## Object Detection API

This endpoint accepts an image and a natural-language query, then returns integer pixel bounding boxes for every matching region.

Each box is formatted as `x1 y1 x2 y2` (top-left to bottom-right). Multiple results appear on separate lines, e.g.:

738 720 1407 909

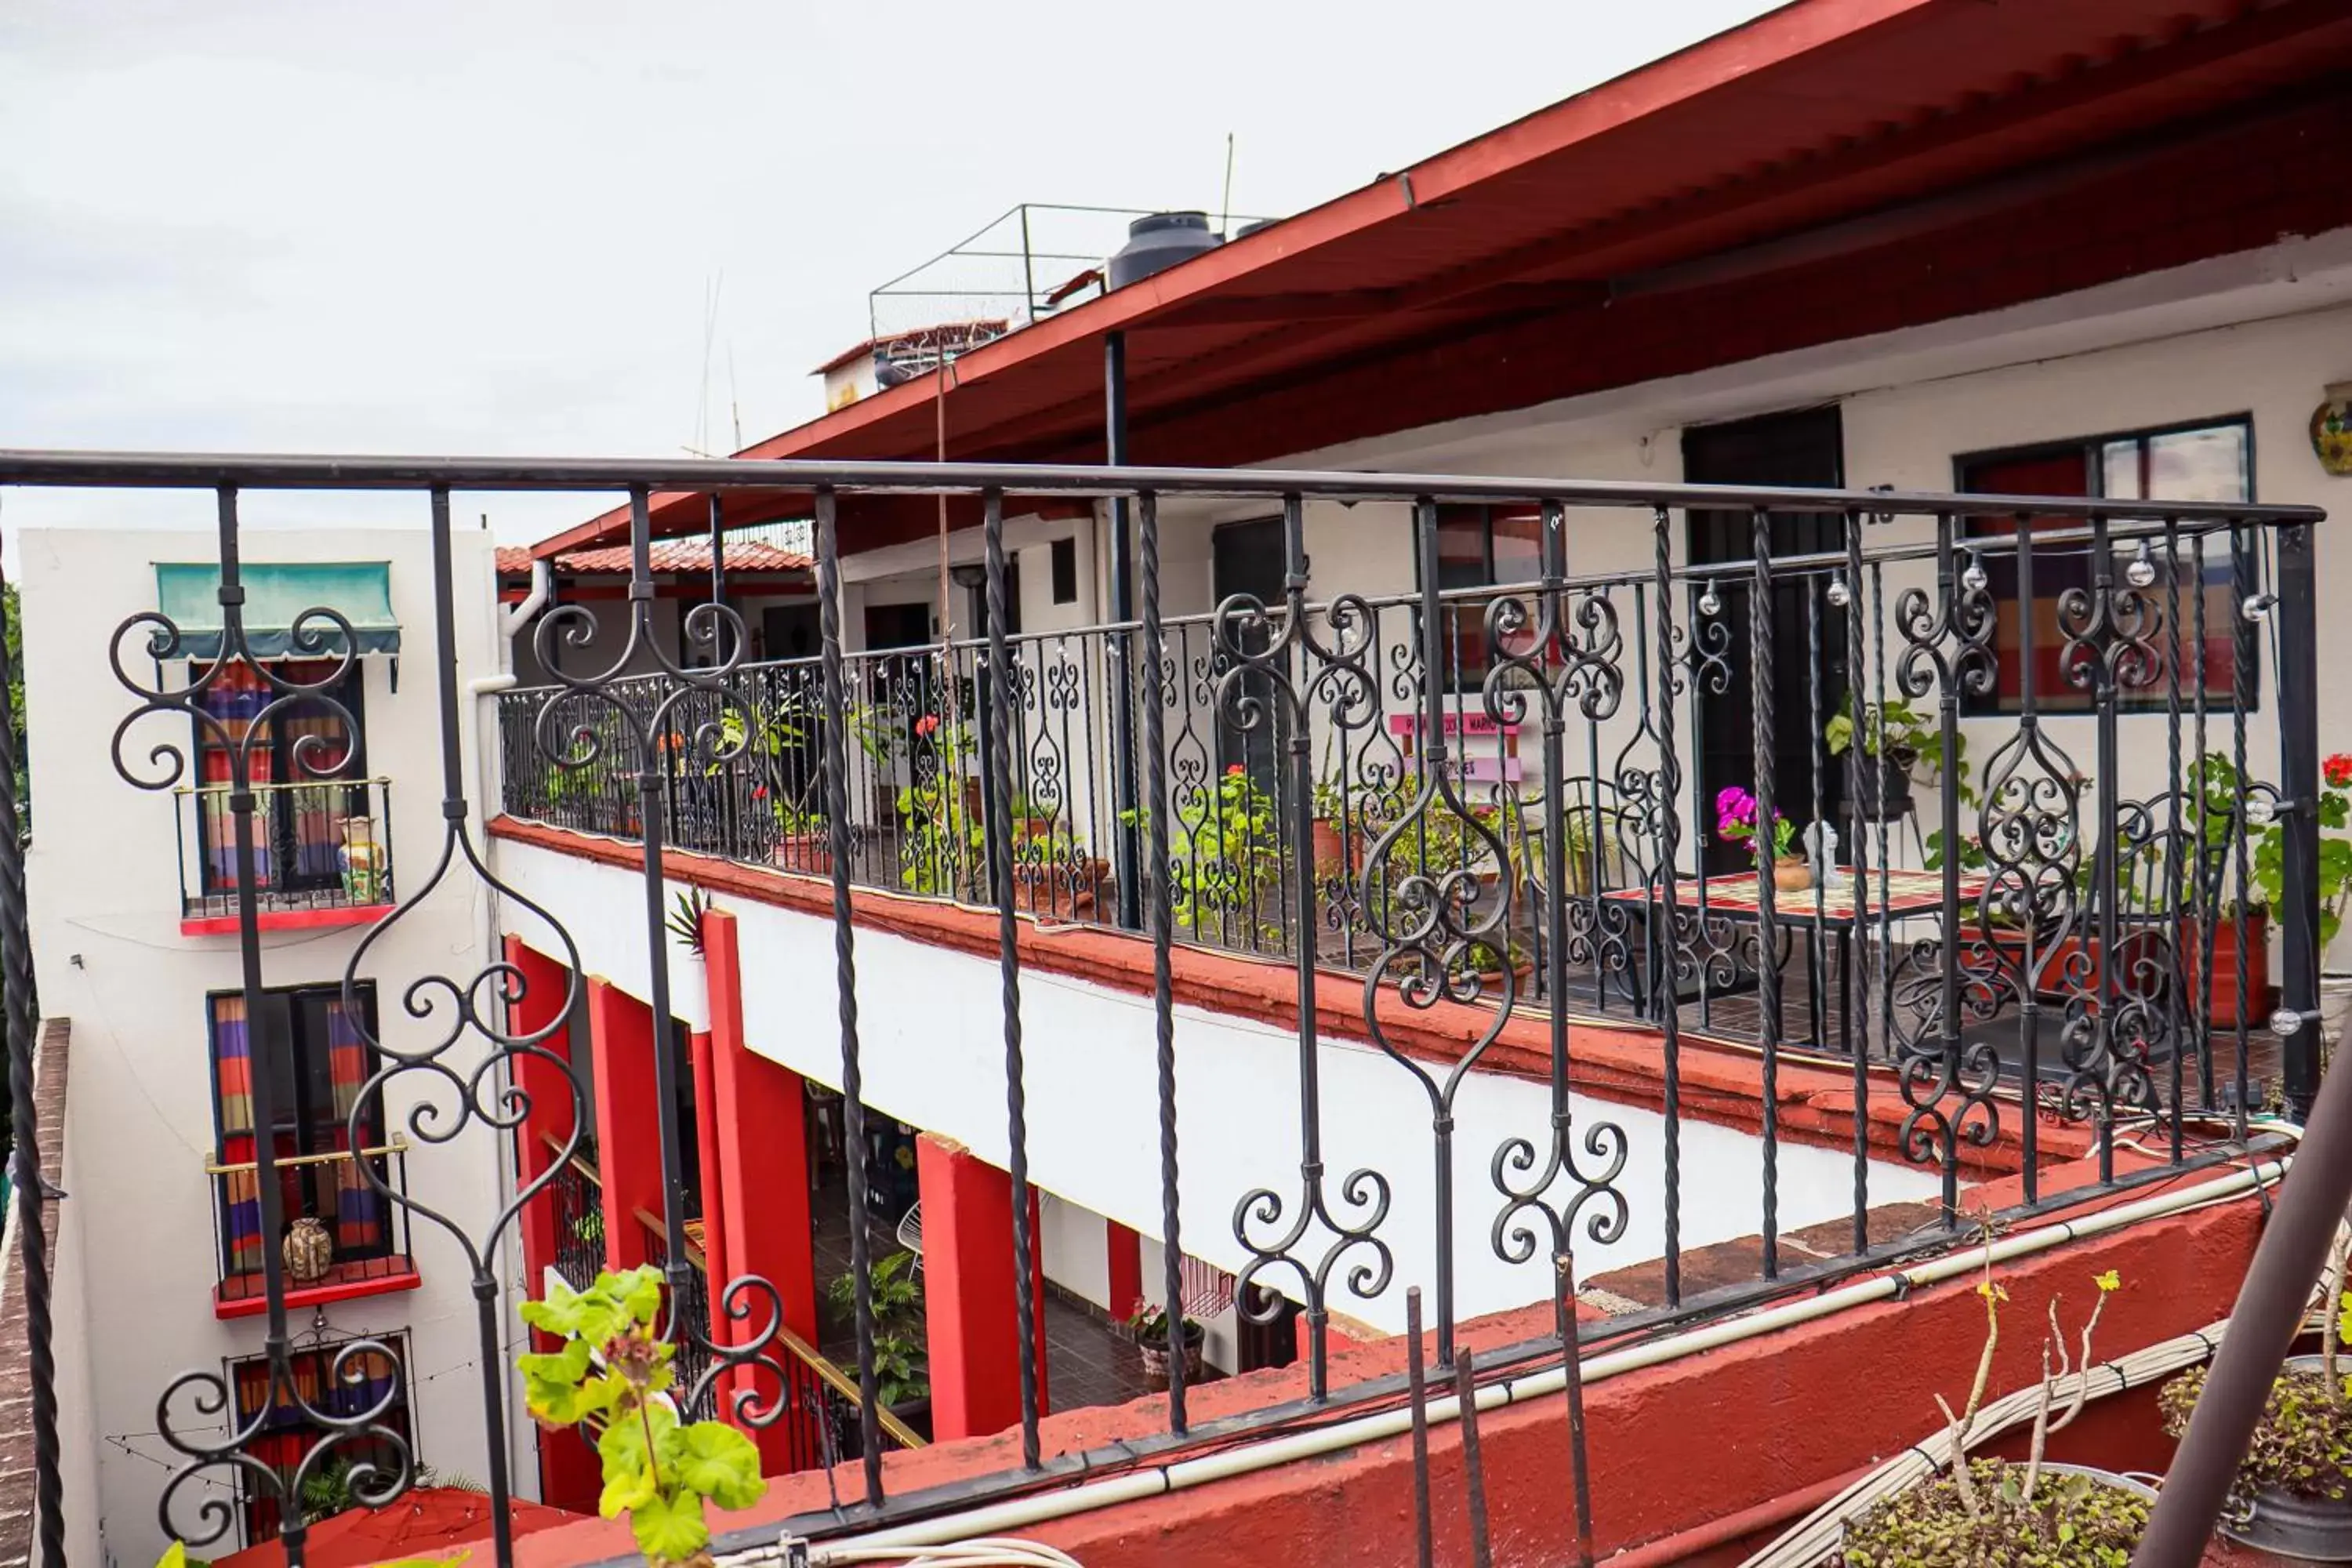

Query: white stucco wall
20 524 512 1567
494 837 1936 1337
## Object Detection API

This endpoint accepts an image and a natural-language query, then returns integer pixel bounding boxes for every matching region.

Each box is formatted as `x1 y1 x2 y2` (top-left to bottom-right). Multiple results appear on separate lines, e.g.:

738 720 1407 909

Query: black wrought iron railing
205 1138 414 1310
0 448 2328 1568
176 776 395 924
545 1138 603 1294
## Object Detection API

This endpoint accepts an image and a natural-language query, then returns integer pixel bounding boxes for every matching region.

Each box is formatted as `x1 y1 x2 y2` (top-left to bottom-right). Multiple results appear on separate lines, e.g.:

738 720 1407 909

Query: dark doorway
862 601 931 651
1210 517 1288 797
761 603 819 662
1682 406 1849 876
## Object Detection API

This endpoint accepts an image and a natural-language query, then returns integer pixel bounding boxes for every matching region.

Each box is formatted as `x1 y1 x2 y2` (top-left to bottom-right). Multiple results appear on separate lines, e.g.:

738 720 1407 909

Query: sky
1 0 1783 543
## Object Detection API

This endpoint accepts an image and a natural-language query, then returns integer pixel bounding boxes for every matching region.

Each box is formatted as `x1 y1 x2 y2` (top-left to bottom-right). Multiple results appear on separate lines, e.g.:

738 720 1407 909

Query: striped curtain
325 996 383 1253
212 995 267 1275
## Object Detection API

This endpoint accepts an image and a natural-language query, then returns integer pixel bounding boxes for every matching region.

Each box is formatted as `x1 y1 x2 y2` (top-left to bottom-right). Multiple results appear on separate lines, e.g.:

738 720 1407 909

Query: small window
1956 418 2255 715
190 658 368 900
1424 505 1544 688
1050 537 1079 605
229 1332 412 1545
209 983 393 1286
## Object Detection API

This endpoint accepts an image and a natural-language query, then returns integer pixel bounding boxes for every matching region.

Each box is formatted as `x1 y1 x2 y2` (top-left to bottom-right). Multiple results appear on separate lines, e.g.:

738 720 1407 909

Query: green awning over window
154 562 401 660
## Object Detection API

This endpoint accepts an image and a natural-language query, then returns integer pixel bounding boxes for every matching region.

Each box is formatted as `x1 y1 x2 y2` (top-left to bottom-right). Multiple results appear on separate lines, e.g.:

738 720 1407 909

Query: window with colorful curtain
230 1334 411 1544
192 658 363 895
211 986 390 1284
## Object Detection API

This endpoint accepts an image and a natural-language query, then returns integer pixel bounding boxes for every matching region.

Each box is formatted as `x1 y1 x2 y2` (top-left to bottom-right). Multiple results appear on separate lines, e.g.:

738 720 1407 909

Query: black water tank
1108 212 1221 289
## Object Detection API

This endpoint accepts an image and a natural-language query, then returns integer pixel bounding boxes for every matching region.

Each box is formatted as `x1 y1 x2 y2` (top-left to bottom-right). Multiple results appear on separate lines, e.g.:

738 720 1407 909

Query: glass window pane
2146 425 2249 504
1490 510 1542 586
2101 439 2142 500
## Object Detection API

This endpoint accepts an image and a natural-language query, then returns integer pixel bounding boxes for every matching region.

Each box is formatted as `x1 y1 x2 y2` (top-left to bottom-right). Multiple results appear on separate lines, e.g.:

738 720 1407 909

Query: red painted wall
515 1184 2265 1568
586 977 663 1272
916 1133 1051 1442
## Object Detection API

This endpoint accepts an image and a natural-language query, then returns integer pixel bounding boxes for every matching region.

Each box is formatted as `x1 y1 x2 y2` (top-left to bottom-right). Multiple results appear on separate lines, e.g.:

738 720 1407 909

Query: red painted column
688 1029 728 1284
505 937 575 1302
704 909 822 1474
916 1133 1050 1441
506 937 601 1515
1105 1221 1142 1321
587 977 663 1272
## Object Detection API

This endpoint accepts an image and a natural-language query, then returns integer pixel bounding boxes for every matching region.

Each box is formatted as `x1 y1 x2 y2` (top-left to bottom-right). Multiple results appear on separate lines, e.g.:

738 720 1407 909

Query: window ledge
214 1260 420 1320
181 904 396 938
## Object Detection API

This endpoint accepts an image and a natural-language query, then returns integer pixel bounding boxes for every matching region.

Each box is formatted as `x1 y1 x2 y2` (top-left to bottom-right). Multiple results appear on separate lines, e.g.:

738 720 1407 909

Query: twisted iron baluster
1224 494 1388 1392
1138 492 1189 1433
981 492 1043 1468
2230 525 2255 1134
1748 509 1782 1277
1839 514 1871 1254
110 488 410 1565
1654 514 1689 1308
815 488 887 1506
0 554 60 1568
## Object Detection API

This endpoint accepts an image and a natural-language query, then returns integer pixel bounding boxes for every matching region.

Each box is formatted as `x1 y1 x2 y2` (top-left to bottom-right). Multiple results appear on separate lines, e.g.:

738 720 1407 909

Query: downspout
471 557 554 699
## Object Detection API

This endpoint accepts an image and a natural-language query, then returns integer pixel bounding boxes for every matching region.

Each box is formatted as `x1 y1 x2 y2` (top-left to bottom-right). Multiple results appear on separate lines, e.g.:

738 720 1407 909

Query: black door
1210 517 1288 797
1683 407 1849 876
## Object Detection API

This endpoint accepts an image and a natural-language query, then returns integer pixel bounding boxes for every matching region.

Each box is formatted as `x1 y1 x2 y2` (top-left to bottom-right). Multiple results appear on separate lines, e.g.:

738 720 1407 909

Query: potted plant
2156 1247 2352 1562
1824 694 1973 823
1123 765 1286 942
1716 786 1809 894
2257 750 2352 1044
826 1251 931 1433
1008 822 1108 916
517 1267 766 1568
1309 774 1360 875
2183 752 2275 1029
1454 935 1534 994
1127 1300 1205 1394
767 796 832 876
1842 1269 2149 1566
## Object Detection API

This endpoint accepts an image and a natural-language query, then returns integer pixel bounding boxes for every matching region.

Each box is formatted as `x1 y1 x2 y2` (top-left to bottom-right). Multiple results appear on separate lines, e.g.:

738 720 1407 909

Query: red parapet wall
510 1177 2264 1567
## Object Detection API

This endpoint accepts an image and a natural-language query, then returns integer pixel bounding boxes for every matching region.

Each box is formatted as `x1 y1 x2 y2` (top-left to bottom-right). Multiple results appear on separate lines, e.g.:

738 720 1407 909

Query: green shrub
1844 1460 2150 1568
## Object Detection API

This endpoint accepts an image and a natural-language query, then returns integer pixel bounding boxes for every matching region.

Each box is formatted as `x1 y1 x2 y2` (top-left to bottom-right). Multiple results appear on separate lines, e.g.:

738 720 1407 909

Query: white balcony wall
494 834 1936 1337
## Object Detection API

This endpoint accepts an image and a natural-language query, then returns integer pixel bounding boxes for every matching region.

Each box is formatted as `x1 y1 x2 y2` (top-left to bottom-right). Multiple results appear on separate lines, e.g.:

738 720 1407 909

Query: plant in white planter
1843 1269 2146 1566
2254 750 2352 1044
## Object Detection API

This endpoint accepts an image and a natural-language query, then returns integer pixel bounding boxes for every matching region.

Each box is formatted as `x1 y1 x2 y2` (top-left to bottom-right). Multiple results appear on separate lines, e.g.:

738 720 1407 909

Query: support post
702 908 821 1476
586 978 663 1272
1105 330 1142 929
505 936 576 1304
2276 523 2323 1121
916 1133 1049 1441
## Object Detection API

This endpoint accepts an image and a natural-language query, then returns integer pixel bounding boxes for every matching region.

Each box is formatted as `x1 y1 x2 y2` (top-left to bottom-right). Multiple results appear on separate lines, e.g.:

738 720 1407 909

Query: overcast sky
2 0 1780 543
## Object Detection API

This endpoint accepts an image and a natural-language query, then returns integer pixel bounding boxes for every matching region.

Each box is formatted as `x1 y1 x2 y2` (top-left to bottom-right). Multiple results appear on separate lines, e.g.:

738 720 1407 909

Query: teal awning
154 562 401 660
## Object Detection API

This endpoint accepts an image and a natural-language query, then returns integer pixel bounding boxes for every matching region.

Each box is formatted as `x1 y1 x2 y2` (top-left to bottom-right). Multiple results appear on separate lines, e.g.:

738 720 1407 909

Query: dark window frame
205 979 390 1282
1049 536 1079 605
1952 413 2259 717
224 1330 415 1548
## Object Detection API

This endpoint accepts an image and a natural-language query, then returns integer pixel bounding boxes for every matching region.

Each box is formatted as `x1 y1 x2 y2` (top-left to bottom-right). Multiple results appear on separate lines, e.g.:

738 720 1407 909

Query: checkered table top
1602 867 1987 923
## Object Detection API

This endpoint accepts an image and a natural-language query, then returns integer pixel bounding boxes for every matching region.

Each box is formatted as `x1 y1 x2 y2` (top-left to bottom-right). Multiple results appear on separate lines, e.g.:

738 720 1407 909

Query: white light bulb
1826 576 1852 608
2243 593 2275 624
2125 543 2158 590
1697 579 1722 618
1960 554 1989 594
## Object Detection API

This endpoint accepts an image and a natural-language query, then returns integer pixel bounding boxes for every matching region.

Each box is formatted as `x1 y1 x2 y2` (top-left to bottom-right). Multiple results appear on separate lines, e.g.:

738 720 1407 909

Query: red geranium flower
752 785 769 801
2326 753 2352 789
915 713 940 738
1226 764 1246 777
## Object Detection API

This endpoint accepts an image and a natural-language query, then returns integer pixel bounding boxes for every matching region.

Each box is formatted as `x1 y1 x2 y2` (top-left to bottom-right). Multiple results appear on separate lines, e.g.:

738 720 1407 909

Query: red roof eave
532 0 1947 559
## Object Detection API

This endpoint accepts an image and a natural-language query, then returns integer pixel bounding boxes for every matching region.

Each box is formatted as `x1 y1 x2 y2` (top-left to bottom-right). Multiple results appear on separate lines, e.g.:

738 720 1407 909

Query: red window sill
214 1260 421 1320
180 904 396 938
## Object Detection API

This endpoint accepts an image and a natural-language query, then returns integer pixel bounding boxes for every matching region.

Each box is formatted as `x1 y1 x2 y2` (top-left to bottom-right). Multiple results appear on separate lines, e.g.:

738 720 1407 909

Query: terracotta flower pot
1137 1319 1206 1393
773 832 833 877
2184 910 2272 1029
1771 860 1813 894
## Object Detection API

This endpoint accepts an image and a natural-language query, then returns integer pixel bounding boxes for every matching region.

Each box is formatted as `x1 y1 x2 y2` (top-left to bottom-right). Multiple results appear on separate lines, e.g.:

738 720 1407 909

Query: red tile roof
497 540 809 577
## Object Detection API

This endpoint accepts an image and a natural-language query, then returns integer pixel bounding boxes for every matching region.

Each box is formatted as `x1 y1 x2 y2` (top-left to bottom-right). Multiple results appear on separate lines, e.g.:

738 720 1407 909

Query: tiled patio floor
809 1178 1156 1417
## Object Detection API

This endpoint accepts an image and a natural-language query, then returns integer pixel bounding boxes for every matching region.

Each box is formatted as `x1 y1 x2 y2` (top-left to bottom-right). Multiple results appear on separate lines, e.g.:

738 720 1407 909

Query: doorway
1682 406 1849 876
1210 517 1288 798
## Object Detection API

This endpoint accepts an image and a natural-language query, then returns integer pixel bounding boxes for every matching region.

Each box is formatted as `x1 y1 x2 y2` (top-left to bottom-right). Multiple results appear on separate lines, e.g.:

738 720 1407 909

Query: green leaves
517 1267 768 1567
667 1421 766 1512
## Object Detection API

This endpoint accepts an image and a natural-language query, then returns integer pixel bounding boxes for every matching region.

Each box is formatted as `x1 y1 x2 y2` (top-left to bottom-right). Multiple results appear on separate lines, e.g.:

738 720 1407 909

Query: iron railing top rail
0 448 2321 525
202 1135 411 1177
